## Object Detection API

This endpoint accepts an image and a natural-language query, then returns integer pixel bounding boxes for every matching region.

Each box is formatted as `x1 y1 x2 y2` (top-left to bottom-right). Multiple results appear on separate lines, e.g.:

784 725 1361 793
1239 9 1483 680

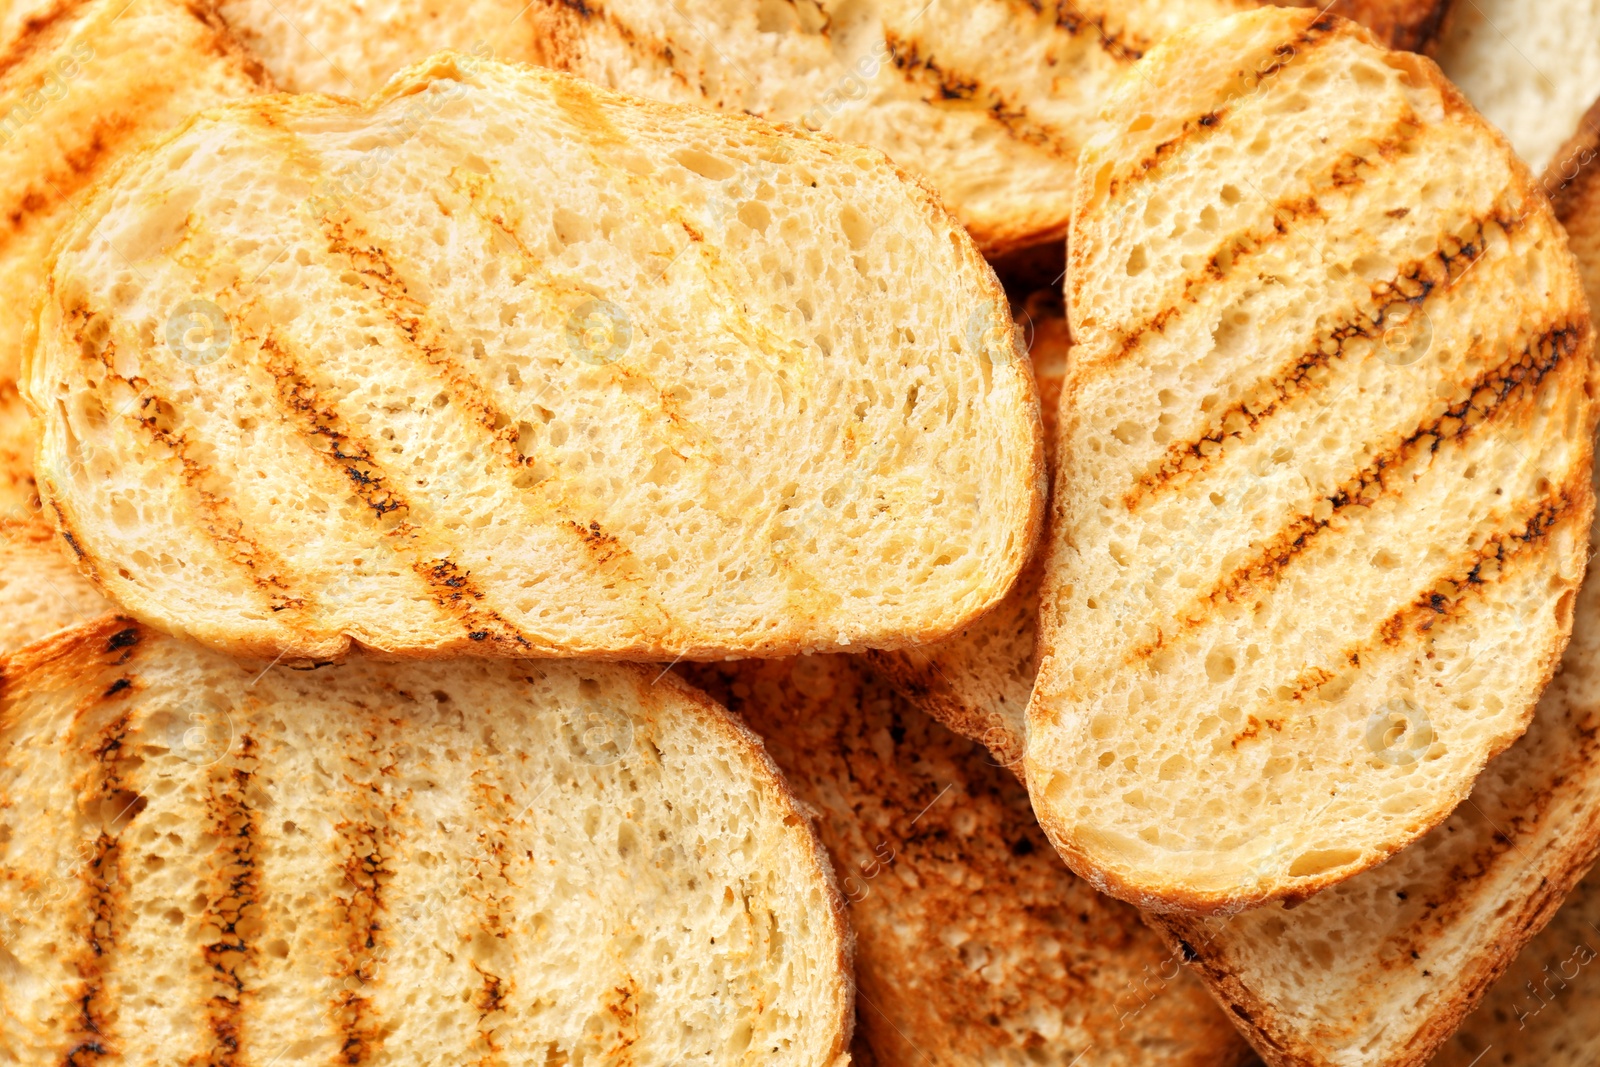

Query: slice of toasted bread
25 54 1044 663
1435 0 1600 175
869 290 1069 773
1030 7 1598 913
683 654 1253 1067
1111 97 1600 1067
1432 866 1600 1066
0 616 852 1065
0 0 267 384
0 516 111 653
211 1 1450 257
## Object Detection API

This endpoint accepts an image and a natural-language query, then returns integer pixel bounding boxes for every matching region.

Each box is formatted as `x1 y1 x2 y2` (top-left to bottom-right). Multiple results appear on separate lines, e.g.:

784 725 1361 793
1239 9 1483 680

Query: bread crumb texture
26 55 1042 663
0 618 851 1065
1030 8 1598 912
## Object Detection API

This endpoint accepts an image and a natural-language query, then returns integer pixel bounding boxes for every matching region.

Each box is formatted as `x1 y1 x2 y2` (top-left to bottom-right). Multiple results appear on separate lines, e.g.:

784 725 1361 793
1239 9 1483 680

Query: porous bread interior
0 620 851 1065
869 292 1070 771
1030 8 1597 911
27 55 1041 662
0 517 110 654
1435 0 1600 175
1433 866 1600 1066
685 655 1252 1067
0 0 265 382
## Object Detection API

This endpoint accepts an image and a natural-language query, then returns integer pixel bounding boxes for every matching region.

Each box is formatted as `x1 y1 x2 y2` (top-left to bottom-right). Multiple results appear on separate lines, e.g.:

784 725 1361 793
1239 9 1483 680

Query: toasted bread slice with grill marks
0 0 268 383
683 655 1252 1067
25 54 1044 663
0 516 110 653
0 617 852 1066
1031 8 1598 913
869 290 1068 775
1123 107 1600 1065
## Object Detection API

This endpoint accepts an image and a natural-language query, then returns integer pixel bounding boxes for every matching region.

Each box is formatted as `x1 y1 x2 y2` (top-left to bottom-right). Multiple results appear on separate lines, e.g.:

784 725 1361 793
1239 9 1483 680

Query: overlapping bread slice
1105 90 1600 1067
683 654 1252 1067
0 616 852 1065
0 0 268 383
0 515 110 653
1431 866 1600 1066
25 54 1044 662
1030 7 1598 913
1434 0 1600 175
0 382 40 519
869 291 1069 773
213 0 1450 256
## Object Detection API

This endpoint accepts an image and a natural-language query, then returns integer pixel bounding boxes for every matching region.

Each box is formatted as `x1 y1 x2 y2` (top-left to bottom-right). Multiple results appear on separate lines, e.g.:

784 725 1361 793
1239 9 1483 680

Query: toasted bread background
0 617 853 1065
26 54 1044 663
0 0 268 383
1031 8 1598 912
685 655 1252 1067
0 515 110 653
1436 0 1600 175
869 291 1069 774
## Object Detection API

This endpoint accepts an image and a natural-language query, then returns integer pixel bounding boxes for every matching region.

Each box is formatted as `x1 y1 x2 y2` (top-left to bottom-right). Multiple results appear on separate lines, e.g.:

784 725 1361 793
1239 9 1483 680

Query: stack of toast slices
4 1 1600 1064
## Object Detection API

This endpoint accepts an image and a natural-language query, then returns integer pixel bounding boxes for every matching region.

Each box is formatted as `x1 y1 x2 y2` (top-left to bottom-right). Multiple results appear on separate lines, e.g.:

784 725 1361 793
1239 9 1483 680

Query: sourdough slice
25 54 1044 663
0 617 852 1066
0 516 111 653
1030 7 1598 913
683 655 1252 1067
213 0 1449 257
1432 866 1600 1066
1434 0 1600 175
0 0 267 383
869 290 1069 774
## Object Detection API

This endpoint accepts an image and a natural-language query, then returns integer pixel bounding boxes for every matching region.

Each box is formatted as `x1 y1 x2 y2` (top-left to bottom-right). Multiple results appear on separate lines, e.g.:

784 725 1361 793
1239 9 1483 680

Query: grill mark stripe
468 771 515 1067
329 816 396 1067
1124 205 1530 510
1102 17 1340 200
883 30 1074 159
62 709 133 1065
1093 113 1428 372
541 0 701 99
194 736 261 1067
70 308 309 617
1282 478 1586 703
1128 319 1587 664
256 337 532 651
0 0 88 84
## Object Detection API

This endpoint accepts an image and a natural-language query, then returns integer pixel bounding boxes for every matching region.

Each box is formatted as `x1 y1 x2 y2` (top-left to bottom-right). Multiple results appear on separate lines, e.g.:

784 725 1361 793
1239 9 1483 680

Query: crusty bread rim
21 51 1047 665
0 612 859 1062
